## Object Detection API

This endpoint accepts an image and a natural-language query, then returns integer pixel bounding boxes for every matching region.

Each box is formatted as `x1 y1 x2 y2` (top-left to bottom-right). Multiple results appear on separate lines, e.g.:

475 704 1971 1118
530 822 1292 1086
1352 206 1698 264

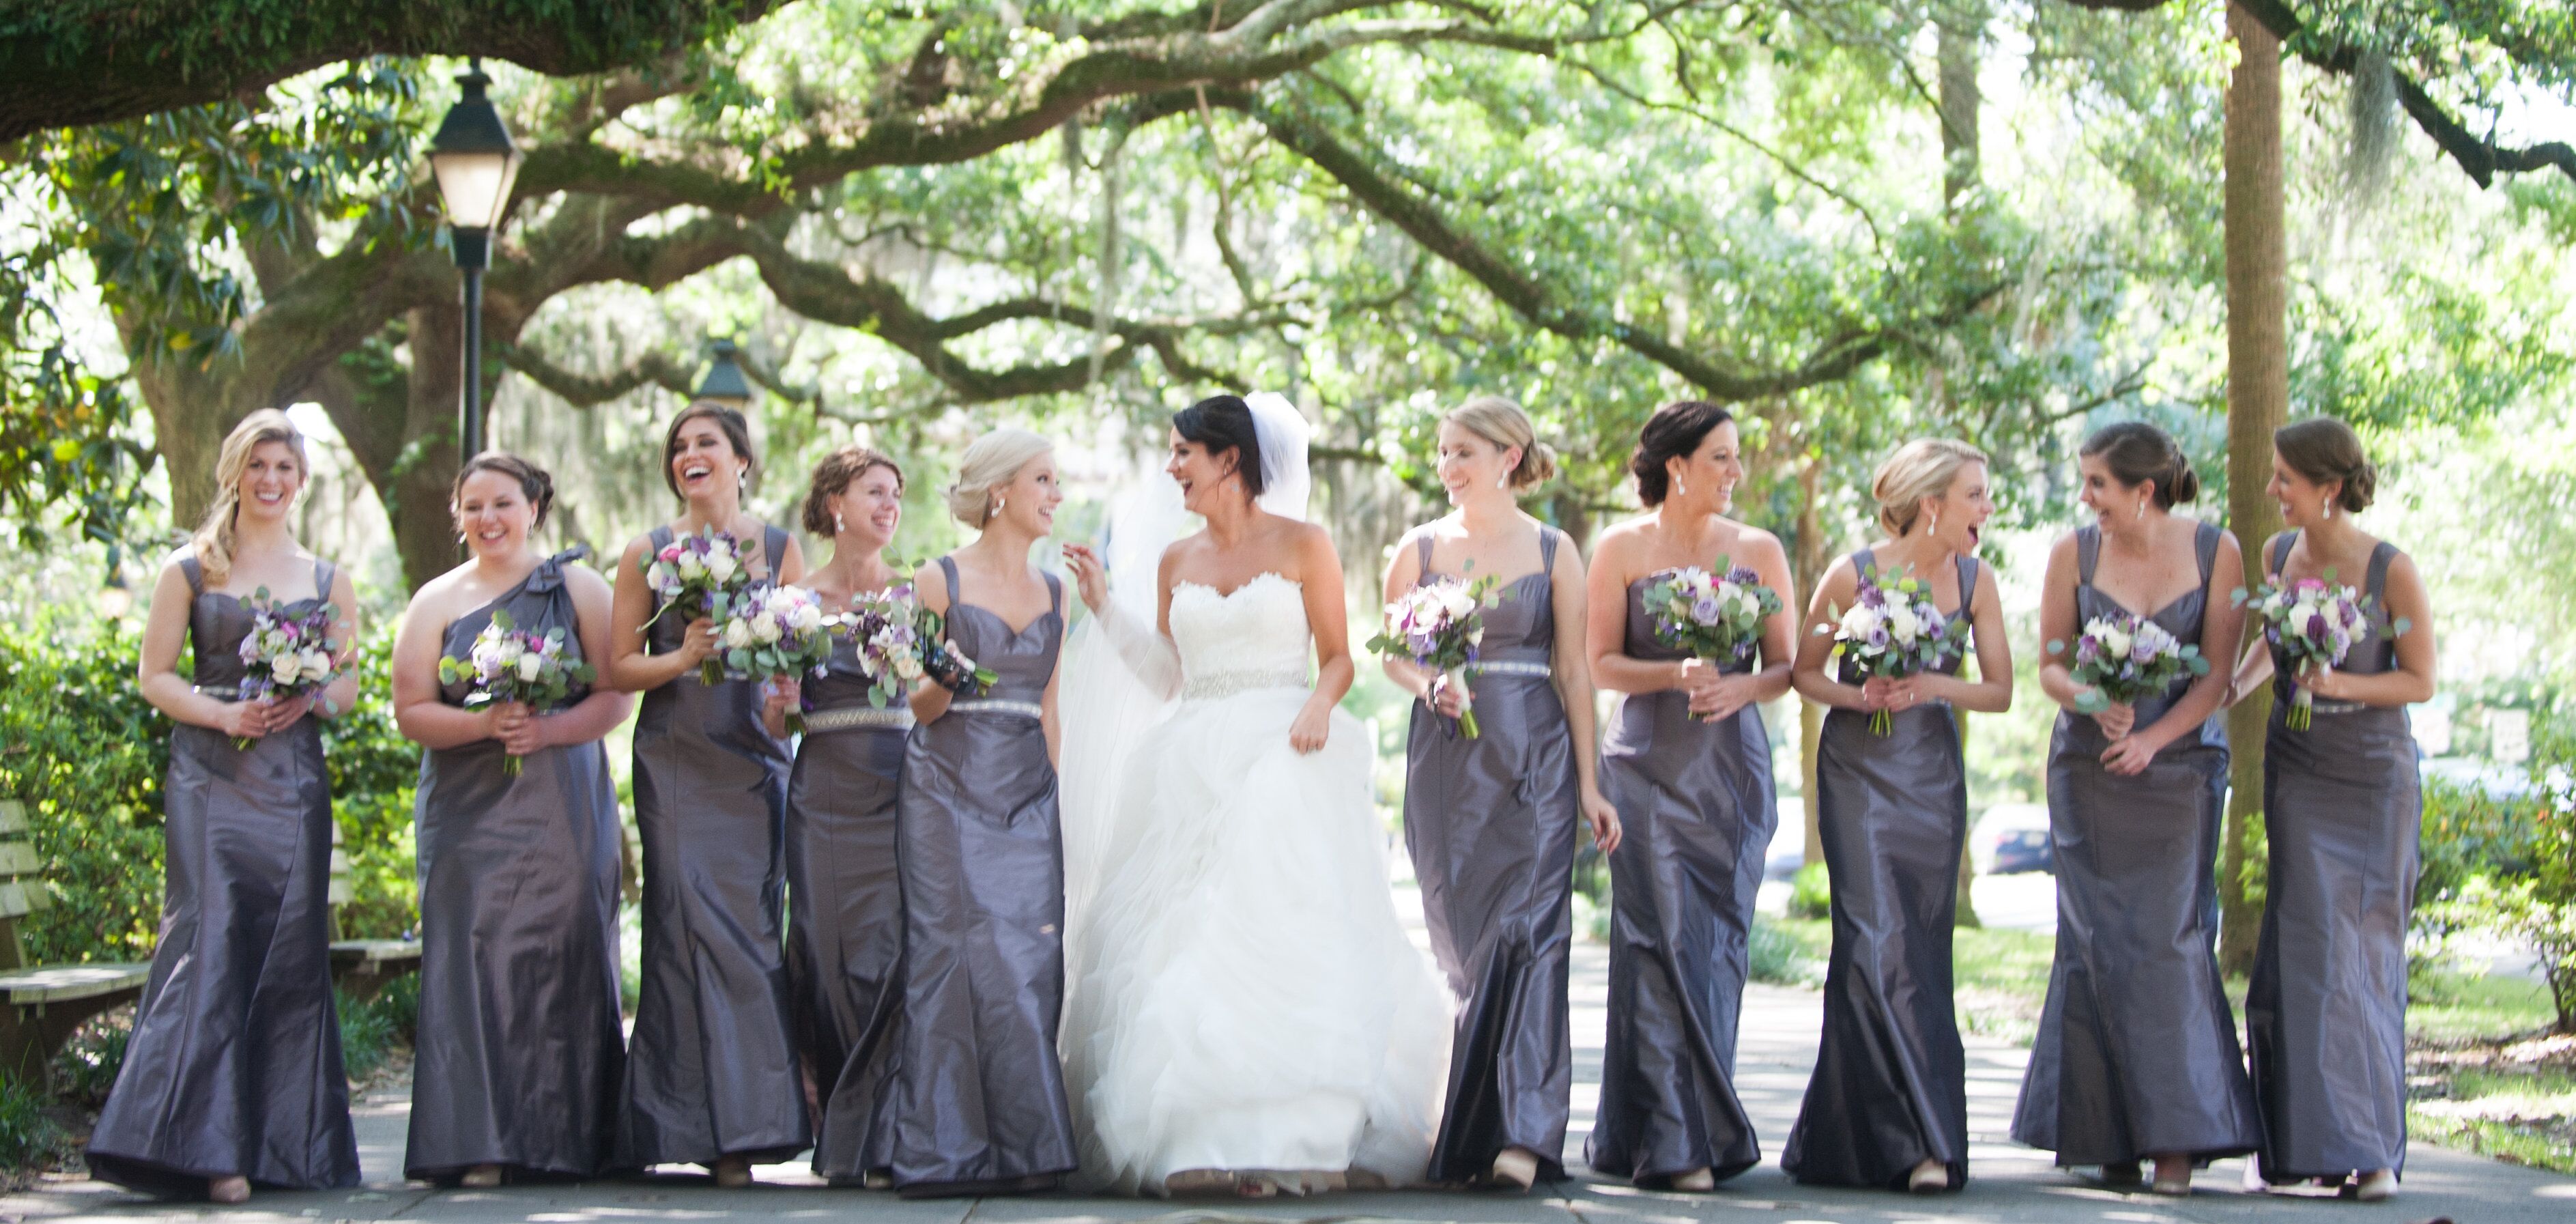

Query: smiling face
453 468 536 561
1435 419 1519 505
1923 459 1994 552
233 440 306 526
1165 428 1246 515
1665 420 1744 513
992 451 1063 537
668 416 749 505
831 463 904 549
2076 453 2153 523
2265 448 2335 529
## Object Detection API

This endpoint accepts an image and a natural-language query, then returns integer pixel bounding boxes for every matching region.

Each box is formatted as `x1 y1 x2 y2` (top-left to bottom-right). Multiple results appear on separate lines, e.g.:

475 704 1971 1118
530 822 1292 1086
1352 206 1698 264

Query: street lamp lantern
428 59 524 464
696 339 756 412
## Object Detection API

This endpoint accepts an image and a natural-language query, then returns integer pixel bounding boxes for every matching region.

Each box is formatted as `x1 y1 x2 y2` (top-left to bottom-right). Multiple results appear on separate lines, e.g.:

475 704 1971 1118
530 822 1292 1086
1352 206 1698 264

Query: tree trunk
1937 3 1985 212
1794 456 1829 868
2220 1 2289 978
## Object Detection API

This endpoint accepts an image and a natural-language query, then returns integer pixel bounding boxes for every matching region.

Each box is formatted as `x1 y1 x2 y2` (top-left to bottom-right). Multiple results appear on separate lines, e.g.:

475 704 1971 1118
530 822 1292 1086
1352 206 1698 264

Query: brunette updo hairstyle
1171 394 1266 498
801 446 907 537
2079 420 2200 507
660 401 760 500
1443 396 1558 489
2272 417 2377 513
1629 399 1735 507
451 451 558 531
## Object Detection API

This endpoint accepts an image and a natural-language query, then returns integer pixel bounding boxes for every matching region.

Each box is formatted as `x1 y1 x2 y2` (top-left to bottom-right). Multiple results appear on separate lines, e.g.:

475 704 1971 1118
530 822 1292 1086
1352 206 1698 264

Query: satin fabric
887 560 1077 1195
1586 578 1769 1184
1402 532 1577 1183
788 632 908 1182
87 557 360 1193
1781 550 1977 1190
407 548 623 1180
2012 522 2261 1165
617 524 812 1168
2247 535 2418 1182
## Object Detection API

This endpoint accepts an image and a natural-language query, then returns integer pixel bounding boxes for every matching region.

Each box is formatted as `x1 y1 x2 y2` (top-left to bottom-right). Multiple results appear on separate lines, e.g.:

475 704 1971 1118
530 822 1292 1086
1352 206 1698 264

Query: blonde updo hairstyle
1871 438 1990 537
1442 395 1558 489
190 408 309 588
946 428 1054 529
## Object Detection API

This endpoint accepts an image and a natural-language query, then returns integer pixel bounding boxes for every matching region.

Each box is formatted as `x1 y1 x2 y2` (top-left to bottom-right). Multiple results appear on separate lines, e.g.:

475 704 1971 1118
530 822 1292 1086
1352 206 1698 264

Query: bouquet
231 590 345 750
845 584 929 709
642 526 760 682
711 584 852 735
2233 570 2403 730
1368 573 1500 738
1640 560 1784 721
435 608 597 775
2052 609 2211 720
1814 564 1971 736
913 603 1000 698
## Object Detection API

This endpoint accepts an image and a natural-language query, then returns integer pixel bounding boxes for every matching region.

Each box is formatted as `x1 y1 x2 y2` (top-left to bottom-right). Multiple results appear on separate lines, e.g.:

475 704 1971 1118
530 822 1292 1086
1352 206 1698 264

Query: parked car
1990 827 2053 874
1975 803 2052 875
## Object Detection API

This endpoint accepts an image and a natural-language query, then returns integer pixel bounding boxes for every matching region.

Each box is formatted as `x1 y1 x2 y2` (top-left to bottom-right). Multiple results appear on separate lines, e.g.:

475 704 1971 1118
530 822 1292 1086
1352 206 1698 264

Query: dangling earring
1930 511 1939 537
2134 500 2145 521
2323 500 2334 522
834 511 846 533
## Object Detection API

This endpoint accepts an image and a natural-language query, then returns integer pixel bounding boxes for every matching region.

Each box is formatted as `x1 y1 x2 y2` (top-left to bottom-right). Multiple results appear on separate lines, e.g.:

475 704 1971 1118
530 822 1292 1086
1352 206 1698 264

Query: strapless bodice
1169 572 1311 693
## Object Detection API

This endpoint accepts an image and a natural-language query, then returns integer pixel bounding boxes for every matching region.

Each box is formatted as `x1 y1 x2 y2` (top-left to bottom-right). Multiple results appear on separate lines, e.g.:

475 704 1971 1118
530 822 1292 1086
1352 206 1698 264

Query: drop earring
2323 500 2334 522
2134 500 2145 521
1930 511 1939 537
834 511 846 533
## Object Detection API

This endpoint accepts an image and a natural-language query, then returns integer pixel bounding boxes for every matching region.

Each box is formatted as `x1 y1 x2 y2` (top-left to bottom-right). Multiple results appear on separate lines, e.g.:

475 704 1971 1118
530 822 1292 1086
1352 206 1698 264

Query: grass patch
2408 1064 2576 1176
1749 917 1822 986
2410 967 2560 1044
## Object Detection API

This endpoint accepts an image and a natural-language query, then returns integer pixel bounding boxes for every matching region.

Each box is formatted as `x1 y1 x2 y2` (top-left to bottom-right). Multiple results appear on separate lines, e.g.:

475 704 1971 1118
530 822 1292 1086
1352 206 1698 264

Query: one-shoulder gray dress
887 558 1076 1195
87 556 359 1193
788 623 912 1182
2011 522 2261 1167
617 524 812 1169
407 547 624 1181
2246 535 2418 1184
1782 550 1979 1190
1403 530 1578 1183
1586 573 1770 1184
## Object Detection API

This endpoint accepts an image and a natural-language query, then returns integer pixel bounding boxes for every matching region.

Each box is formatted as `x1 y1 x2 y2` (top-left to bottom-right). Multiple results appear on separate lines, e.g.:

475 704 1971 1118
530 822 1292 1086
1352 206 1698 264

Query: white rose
1888 605 1919 644
1733 590 1760 619
892 655 924 681
271 654 300 684
676 553 706 579
1840 605 1880 638
756 612 784 644
723 618 754 649
302 649 332 679
704 551 737 582
789 602 823 632
2099 626 2132 657
646 560 674 590
516 653 543 683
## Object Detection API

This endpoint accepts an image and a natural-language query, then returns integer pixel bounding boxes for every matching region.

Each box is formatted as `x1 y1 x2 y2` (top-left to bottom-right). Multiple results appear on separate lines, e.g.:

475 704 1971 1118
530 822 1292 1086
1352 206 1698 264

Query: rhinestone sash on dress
1182 667 1310 701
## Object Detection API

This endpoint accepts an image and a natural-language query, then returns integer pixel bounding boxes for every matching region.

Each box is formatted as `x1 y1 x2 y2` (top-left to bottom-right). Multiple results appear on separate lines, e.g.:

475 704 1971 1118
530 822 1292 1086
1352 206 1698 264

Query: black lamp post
427 59 524 464
696 339 756 412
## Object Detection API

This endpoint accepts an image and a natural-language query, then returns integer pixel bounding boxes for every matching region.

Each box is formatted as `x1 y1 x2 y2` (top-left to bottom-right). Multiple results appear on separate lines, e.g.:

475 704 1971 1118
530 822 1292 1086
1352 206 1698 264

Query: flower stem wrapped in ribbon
1814 563 1971 736
232 588 345 750
711 584 855 735
1640 559 1784 722
1369 572 1502 738
436 608 597 775
2231 567 2405 730
2051 608 2212 721
640 526 759 684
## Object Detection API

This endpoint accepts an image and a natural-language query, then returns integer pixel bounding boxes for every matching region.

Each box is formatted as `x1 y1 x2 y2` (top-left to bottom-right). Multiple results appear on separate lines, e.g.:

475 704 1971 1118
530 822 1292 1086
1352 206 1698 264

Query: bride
1057 393 1452 1196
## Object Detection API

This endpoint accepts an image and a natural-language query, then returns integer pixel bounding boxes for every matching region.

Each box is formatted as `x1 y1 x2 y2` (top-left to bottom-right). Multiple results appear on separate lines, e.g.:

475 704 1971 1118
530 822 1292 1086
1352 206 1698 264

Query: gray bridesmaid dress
1781 550 1979 1190
788 626 911 1182
1586 573 1771 1184
2011 522 2261 1167
87 556 359 1193
887 558 1076 1196
407 547 624 1181
2246 535 2418 1184
1402 530 1578 1183
617 523 812 1169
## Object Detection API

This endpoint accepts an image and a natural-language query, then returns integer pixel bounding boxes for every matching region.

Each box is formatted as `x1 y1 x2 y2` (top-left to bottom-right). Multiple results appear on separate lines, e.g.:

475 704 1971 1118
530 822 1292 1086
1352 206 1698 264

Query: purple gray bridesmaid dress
1402 529 1577 1183
2011 521 2261 1167
886 558 1076 1195
405 547 624 1180
1781 550 1979 1190
2246 534 2418 1184
616 524 812 1169
787 627 911 1182
86 556 359 1193
1586 573 1770 1184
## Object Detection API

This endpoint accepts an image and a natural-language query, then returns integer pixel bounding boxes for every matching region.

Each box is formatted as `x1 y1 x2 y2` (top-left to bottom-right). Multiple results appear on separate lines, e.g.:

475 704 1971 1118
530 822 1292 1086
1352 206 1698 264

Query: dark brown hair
452 451 557 530
801 445 907 536
661 401 760 500
1171 394 1265 497
2273 417 2377 512
1630 399 1735 507
2079 420 2200 507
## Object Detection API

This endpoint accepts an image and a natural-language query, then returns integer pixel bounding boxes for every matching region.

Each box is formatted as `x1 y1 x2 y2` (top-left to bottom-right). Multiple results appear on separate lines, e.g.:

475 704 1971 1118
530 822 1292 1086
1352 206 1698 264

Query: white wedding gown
1059 571 1452 1194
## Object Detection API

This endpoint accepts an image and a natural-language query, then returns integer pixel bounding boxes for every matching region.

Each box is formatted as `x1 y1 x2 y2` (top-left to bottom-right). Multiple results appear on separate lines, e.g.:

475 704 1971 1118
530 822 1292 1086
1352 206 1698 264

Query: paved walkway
9 901 2573 1222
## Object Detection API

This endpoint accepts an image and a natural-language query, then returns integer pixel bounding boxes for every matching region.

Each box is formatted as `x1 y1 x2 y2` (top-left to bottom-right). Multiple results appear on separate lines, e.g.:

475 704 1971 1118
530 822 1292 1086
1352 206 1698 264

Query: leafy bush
0 1070 56 1171
1749 917 1820 986
50 1009 130 1111
1788 861 1832 920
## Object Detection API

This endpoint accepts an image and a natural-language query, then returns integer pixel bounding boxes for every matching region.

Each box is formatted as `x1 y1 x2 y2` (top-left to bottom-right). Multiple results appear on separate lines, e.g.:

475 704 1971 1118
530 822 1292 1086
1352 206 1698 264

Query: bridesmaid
2225 418 2434 1204
91 409 360 1199
1381 397 1621 1190
1780 439 2012 1193
887 428 1078 1196
606 402 812 1184
1583 400 1797 1191
391 453 631 1184
774 446 913 1187
2010 421 2260 1195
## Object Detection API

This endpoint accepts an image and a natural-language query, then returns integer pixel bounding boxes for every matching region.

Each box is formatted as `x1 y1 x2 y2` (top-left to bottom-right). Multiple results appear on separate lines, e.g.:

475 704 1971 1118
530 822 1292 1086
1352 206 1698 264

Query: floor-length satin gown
618 524 812 1169
1586 575 1770 1185
2011 522 2261 1167
86 556 359 1193
406 547 624 1180
1781 550 1979 1190
886 559 1078 1195
788 631 911 1182
2247 535 2418 1184
1062 571 1450 1195
1401 530 1577 1183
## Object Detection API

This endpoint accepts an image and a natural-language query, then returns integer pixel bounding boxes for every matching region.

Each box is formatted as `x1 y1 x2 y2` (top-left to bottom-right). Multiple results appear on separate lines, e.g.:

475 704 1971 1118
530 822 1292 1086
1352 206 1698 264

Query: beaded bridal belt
1182 667 1311 701
803 706 915 732
948 698 1044 720
1469 660 1552 679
